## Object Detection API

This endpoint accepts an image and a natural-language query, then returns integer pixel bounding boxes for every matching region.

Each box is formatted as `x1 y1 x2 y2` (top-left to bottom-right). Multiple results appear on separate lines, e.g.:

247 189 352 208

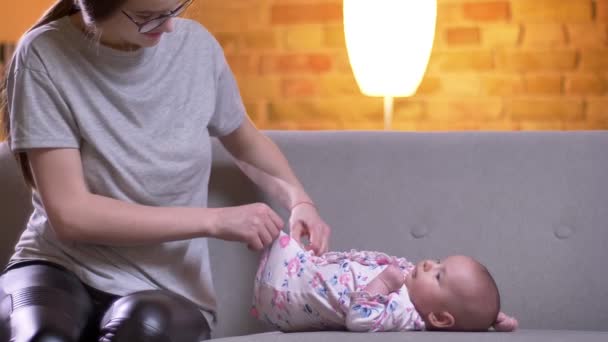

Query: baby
251 232 518 332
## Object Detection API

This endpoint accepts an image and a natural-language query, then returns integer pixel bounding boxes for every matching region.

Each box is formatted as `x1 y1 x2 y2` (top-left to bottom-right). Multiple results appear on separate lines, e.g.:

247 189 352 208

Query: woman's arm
28 148 282 248
218 118 331 254
217 117 310 209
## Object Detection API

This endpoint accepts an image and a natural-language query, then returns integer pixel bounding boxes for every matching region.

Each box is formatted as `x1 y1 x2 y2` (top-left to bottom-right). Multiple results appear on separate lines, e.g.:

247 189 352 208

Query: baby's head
404 255 500 331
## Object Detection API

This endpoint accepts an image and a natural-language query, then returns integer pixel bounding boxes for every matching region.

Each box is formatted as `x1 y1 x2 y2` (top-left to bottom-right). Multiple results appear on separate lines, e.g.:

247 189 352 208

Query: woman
0 0 331 341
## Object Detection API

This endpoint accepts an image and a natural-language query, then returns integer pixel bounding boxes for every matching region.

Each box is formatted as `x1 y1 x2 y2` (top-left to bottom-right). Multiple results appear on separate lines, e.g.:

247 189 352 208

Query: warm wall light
344 0 437 129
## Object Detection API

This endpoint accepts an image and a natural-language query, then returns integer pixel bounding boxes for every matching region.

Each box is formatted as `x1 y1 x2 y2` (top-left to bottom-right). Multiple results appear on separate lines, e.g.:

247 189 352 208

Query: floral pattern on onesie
252 232 425 332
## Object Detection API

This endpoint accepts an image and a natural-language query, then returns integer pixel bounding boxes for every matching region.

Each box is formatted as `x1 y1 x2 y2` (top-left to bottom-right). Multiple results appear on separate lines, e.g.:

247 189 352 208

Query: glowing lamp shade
344 0 437 128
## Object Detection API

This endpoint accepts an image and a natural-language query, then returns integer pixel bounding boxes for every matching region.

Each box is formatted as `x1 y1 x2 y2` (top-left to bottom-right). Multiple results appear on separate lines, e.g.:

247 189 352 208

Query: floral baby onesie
252 232 425 332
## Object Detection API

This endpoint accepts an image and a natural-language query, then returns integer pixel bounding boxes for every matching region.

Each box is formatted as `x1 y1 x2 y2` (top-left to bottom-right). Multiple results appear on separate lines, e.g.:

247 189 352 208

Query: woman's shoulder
12 18 68 71
174 18 221 50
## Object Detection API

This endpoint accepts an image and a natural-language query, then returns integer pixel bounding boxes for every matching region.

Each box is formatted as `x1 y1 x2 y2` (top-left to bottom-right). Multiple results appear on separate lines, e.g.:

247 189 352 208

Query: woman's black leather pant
0 261 210 342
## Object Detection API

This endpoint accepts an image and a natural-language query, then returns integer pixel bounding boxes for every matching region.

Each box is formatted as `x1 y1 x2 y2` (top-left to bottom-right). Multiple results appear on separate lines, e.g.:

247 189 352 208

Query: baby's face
404 255 479 318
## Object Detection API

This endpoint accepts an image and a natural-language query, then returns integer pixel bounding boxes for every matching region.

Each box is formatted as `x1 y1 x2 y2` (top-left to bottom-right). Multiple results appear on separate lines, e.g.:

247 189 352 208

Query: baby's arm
363 264 405 296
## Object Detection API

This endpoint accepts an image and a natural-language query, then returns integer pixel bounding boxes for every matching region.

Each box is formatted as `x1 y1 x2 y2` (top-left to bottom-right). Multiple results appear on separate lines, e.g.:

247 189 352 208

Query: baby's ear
428 311 455 329
493 312 519 332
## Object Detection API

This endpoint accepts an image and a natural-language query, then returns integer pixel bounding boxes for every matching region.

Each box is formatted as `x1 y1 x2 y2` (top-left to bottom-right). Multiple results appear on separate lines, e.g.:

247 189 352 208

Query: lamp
343 0 437 129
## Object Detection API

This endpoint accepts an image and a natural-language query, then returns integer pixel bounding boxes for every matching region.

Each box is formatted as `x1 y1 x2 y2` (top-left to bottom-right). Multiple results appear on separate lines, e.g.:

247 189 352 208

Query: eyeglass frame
122 0 194 33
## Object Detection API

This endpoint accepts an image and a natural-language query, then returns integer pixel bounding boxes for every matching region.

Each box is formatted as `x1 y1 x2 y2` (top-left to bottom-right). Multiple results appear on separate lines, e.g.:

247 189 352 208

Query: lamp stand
384 96 393 130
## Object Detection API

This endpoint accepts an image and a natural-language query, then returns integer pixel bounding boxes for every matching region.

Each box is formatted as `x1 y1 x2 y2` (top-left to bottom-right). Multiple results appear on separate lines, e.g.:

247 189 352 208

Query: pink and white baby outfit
252 232 425 332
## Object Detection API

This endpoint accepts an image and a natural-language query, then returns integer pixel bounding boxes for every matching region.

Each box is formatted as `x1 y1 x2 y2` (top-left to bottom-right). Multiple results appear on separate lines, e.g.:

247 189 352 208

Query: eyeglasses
122 0 194 33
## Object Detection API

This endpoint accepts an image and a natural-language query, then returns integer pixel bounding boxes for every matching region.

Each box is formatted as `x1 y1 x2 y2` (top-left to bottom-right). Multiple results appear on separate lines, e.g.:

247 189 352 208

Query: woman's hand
211 203 283 251
289 202 331 255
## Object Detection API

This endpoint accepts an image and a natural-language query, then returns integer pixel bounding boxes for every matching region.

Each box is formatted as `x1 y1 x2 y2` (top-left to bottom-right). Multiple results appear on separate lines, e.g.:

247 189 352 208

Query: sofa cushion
207 131 608 337
0 142 32 266
210 330 608 342
2 131 608 340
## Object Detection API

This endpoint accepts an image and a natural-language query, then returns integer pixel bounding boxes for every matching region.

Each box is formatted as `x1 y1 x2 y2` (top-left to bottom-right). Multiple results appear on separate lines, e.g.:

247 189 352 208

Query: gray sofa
1 131 607 342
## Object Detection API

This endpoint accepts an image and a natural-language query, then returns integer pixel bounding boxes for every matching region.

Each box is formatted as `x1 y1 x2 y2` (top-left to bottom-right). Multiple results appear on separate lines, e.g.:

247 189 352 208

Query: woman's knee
99 290 209 342
0 264 93 342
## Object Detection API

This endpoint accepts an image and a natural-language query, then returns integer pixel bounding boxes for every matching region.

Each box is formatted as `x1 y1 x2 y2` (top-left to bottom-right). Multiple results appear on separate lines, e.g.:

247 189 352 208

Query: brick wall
1 0 607 135
187 0 608 130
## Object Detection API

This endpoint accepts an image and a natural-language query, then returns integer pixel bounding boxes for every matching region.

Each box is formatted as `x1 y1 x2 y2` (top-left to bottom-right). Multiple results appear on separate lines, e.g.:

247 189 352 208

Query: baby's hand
362 264 405 296
493 312 519 332
382 264 406 292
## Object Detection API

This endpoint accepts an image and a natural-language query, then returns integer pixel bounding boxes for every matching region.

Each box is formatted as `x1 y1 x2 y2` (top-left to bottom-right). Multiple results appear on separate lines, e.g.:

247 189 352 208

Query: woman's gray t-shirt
6 16 245 327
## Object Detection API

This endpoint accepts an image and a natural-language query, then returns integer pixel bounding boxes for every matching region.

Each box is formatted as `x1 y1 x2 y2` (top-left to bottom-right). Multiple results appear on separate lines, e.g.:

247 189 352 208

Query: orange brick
242 31 278 50
393 99 426 121
236 76 281 102
416 120 465 132
437 2 465 23
416 76 442 95
524 75 563 95
439 74 482 96
511 0 593 23
480 74 525 96
522 24 567 47
389 121 419 131
442 121 497 130
476 119 520 131
463 1 511 21
433 25 449 48
197 0 257 9
260 54 333 74
262 118 346 130
283 26 324 50
214 33 240 53
271 3 343 25
395 120 485 131
334 98 385 122
482 24 521 47
332 51 354 73
268 100 331 122
446 27 481 45
586 97 608 123
565 74 607 95
597 0 608 22
495 49 577 72
323 25 346 48
506 98 584 121
244 101 269 123
517 121 565 130
282 78 317 97
426 97 503 121
562 121 607 130
567 24 608 47
225 54 260 74
268 98 382 122
428 50 494 72
350 120 392 130
193 7 266 32
580 49 608 71
318 75 360 96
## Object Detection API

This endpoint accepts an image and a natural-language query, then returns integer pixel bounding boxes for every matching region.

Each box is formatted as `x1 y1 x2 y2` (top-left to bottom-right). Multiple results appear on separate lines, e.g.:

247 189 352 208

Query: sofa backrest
1 131 607 338
0 143 32 267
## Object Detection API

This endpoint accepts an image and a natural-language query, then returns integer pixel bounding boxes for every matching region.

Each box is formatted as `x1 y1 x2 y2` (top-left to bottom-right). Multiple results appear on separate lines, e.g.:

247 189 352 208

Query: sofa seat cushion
211 330 608 342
